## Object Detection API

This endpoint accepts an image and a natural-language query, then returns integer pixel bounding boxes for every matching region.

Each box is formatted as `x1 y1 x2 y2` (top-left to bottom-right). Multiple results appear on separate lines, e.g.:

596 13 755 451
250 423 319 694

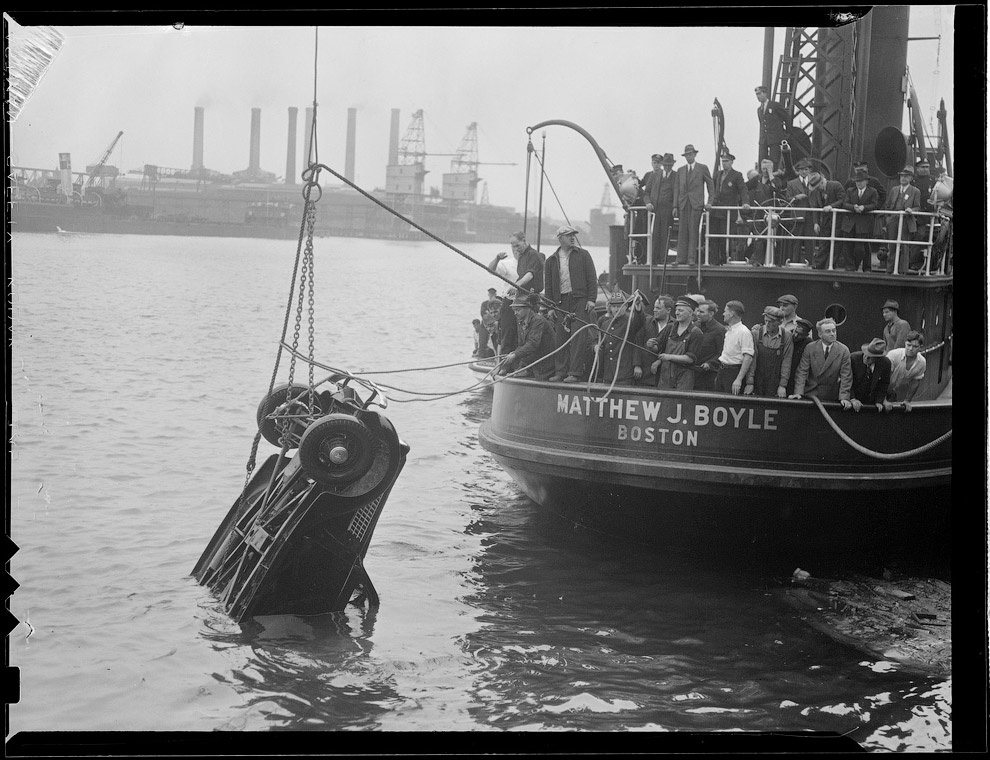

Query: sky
8 9 954 224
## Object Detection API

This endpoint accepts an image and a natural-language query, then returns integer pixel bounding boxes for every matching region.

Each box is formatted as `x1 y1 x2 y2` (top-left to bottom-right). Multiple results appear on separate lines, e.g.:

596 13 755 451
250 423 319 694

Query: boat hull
479 379 951 509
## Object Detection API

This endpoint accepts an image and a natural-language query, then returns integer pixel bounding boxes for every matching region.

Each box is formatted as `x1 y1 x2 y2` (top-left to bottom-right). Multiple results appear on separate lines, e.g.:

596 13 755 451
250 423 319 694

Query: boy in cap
849 338 893 412
744 305 793 398
672 144 715 265
882 167 922 273
648 295 703 390
544 225 598 383
881 299 911 351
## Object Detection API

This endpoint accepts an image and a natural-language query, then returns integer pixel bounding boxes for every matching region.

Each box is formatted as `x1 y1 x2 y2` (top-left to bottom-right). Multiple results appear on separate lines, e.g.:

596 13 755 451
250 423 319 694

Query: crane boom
86 131 124 188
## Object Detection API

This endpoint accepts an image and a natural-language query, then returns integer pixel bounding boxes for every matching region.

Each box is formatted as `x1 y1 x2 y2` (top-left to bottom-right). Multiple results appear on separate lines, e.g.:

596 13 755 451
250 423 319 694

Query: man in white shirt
714 300 754 394
886 331 927 410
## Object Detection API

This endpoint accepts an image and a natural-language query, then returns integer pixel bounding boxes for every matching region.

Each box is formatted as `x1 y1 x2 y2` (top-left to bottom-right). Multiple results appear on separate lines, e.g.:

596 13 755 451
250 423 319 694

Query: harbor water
9 231 953 748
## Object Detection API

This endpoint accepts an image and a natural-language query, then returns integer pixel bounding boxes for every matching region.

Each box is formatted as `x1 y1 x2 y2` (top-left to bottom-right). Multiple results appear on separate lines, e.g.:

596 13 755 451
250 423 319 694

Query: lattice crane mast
85 131 123 189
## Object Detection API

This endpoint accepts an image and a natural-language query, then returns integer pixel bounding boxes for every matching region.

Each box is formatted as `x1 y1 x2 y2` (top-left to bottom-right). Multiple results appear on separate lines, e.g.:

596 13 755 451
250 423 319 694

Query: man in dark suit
839 166 880 272
709 152 750 264
807 171 846 269
849 338 893 412
755 85 789 168
883 166 923 273
641 153 676 264
633 294 673 385
789 317 853 406
544 225 599 383
672 144 715 265
785 158 816 265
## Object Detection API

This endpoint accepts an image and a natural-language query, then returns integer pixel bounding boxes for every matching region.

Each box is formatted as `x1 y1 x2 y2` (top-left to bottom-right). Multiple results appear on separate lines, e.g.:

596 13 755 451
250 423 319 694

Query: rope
809 396 951 460
530 144 571 226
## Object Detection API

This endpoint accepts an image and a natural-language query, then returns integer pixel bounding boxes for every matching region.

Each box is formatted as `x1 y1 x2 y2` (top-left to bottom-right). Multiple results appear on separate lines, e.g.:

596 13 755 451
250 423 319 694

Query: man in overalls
648 295 703 390
744 305 794 398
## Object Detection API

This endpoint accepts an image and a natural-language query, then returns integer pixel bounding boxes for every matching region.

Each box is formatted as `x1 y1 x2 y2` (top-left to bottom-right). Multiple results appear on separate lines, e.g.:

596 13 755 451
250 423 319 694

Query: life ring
299 411 403 502
256 383 323 448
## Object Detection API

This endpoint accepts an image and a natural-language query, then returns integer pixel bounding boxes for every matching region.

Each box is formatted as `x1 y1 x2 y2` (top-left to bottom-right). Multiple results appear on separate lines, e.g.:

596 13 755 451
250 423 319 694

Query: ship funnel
249 108 261 173
303 107 314 170
193 106 204 171
345 107 357 181
388 108 400 166
286 107 298 185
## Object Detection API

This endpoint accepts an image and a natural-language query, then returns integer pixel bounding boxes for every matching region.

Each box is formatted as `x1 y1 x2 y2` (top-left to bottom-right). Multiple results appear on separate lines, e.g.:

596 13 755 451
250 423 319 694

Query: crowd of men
474 225 927 409
614 84 952 273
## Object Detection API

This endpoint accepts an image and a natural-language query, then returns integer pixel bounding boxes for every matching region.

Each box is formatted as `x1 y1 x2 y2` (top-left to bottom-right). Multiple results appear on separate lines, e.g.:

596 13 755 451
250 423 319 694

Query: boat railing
625 205 951 277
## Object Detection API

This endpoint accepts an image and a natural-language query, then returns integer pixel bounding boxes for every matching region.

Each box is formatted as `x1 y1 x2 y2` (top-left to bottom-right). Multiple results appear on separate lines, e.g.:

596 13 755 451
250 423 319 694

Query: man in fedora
807 170 846 269
881 299 912 351
838 166 880 271
642 152 677 263
849 338 893 412
882 166 923 273
755 85 790 167
785 158 817 265
672 144 714 265
544 225 598 383
710 152 750 264
789 317 853 407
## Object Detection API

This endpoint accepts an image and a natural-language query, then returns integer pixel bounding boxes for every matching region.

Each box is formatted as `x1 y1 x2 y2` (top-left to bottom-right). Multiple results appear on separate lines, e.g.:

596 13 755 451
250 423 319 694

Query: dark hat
487 287 497 294
794 158 811 170
682 144 698 156
611 164 624 174
898 166 915 176
661 152 675 164
607 291 626 305
721 152 736 161
853 166 869 180
776 293 799 305
862 338 887 357
882 299 900 312
762 306 784 320
916 158 930 167
526 292 541 308
808 172 823 187
555 225 580 237
725 299 745 315
675 295 699 310
510 294 530 308
794 317 814 332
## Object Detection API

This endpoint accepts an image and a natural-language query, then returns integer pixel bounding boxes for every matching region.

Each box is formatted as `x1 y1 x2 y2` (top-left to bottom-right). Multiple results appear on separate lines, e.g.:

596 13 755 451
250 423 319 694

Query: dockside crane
85 131 123 190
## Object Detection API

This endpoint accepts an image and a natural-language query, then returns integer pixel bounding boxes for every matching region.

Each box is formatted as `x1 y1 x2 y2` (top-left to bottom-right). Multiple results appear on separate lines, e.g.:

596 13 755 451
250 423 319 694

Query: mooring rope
809 395 951 460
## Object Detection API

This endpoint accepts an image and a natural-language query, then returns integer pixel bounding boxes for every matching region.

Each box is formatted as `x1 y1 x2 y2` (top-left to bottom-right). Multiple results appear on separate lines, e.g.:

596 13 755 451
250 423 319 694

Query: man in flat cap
641 153 677 264
755 85 790 168
744 306 793 398
774 294 801 335
881 299 912 351
789 317 853 408
710 153 750 264
882 166 923 273
544 225 598 383
672 144 715 265
500 292 556 380
648 295 704 390
714 300 754 394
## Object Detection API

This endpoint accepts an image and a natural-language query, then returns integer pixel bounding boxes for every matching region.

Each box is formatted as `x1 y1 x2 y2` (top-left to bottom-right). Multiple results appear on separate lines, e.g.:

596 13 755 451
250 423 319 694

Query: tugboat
479 12 951 524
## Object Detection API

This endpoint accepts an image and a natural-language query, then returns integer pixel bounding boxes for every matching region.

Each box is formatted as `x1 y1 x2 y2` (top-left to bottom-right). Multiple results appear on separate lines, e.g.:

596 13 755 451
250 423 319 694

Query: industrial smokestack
303 107 314 170
249 108 261 173
388 108 400 166
286 107 298 185
345 107 357 181
193 107 204 170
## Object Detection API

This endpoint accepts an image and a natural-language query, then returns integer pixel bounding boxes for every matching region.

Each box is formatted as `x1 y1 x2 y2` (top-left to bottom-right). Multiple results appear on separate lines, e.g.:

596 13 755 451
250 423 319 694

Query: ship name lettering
618 425 699 447
693 405 778 430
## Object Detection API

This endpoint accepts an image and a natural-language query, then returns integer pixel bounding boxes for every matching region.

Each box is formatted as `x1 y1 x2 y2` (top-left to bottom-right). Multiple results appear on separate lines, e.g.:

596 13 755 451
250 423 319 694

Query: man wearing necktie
755 85 789 168
641 153 677 264
789 317 853 407
709 152 750 264
883 166 923 273
838 166 880 271
672 144 714 265
785 158 816 264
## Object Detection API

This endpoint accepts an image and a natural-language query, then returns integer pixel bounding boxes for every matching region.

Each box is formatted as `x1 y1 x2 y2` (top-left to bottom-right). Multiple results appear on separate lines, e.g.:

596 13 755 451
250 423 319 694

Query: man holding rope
544 225 598 383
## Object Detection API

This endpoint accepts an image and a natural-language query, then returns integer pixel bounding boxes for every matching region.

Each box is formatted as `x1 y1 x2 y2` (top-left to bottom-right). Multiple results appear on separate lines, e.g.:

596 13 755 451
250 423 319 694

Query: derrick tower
771 7 925 183
386 109 429 197
442 122 481 202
